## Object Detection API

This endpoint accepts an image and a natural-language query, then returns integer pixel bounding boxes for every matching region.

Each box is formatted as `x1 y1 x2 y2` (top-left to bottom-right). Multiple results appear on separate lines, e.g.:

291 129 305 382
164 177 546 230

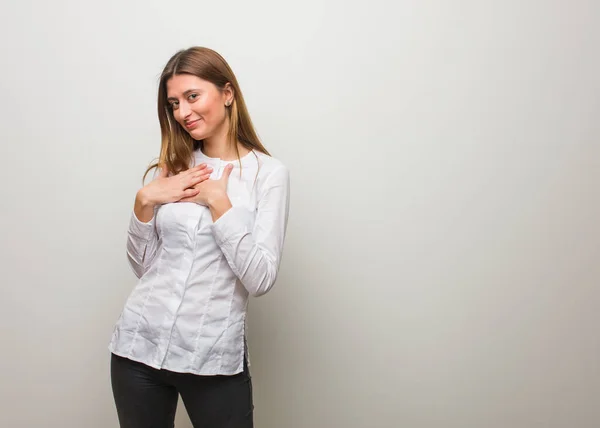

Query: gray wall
1 0 598 427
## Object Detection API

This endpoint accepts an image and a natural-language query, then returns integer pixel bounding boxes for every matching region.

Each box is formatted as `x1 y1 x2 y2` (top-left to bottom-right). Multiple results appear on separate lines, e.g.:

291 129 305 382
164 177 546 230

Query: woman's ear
223 83 234 106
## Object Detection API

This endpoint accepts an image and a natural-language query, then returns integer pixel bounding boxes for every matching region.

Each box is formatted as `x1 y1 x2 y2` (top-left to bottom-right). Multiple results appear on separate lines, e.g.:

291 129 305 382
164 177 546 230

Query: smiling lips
185 119 201 129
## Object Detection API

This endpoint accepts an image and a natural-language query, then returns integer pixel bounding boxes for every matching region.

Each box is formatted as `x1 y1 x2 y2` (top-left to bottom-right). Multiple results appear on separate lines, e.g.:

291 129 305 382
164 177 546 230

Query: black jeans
111 353 254 428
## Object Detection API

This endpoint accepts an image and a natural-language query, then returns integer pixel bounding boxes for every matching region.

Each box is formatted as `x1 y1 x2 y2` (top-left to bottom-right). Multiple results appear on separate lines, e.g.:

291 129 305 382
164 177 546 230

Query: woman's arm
210 165 291 297
125 163 212 278
126 190 159 278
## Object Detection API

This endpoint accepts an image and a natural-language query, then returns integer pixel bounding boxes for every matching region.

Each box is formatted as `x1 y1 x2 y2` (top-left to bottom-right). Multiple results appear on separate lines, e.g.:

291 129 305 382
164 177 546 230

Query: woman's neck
201 118 250 160
202 139 250 161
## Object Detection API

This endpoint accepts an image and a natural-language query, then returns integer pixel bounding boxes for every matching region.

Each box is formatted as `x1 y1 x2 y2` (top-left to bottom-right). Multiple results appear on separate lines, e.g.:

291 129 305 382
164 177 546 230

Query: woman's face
166 74 232 141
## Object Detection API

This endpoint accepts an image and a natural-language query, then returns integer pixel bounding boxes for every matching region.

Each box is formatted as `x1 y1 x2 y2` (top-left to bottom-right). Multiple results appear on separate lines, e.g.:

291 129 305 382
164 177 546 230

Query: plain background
1 0 599 427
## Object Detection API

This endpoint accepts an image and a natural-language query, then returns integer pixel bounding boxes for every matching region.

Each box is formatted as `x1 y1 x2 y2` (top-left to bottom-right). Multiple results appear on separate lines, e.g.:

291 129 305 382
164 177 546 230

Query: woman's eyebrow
167 89 201 100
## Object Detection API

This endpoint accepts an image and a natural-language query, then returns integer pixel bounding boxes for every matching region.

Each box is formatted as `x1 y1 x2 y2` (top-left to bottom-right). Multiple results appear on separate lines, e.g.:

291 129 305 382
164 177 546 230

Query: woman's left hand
178 163 234 207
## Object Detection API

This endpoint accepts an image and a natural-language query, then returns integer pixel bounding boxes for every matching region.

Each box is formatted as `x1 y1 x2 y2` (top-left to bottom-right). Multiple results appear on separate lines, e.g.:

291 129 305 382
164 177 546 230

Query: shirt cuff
129 209 155 239
211 206 254 246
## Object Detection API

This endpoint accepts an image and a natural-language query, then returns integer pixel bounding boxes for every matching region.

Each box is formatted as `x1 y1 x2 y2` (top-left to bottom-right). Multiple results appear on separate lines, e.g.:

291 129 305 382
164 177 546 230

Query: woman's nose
179 102 191 118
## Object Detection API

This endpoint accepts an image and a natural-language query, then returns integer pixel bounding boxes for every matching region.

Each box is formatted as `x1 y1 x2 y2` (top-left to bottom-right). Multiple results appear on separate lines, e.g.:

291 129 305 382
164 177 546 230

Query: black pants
111 353 254 428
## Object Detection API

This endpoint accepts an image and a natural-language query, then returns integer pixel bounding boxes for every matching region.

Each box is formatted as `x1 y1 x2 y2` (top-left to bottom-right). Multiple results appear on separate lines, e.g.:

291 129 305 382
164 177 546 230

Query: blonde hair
144 47 269 181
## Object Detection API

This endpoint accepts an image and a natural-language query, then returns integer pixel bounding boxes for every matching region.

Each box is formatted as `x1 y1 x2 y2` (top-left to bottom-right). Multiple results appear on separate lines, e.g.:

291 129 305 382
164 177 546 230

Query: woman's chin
188 129 206 140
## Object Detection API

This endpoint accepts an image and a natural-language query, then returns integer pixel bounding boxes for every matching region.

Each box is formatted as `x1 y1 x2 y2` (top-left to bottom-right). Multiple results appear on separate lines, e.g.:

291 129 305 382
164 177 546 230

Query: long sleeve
211 165 290 297
126 208 159 278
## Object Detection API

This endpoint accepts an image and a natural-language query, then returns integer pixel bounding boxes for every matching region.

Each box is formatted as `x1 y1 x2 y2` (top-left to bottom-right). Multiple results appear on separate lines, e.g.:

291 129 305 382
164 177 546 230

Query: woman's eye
170 101 179 109
188 93 198 101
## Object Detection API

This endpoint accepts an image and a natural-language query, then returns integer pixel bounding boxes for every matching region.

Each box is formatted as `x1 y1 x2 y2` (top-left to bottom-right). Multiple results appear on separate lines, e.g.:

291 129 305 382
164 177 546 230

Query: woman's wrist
208 193 232 222
136 188 156 209
134 189 157 223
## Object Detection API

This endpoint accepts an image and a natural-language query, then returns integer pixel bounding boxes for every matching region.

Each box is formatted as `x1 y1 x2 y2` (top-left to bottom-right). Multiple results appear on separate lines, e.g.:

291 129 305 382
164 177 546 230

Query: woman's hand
179 163 234 221
137 163 213 208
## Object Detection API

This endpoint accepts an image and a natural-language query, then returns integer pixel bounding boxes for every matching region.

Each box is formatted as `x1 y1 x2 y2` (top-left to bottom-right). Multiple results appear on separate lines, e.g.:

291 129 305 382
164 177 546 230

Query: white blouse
109 149 290 375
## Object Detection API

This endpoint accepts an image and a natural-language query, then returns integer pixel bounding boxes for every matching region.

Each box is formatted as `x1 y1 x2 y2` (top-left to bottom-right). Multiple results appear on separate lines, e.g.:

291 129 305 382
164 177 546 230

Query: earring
225 101 231 107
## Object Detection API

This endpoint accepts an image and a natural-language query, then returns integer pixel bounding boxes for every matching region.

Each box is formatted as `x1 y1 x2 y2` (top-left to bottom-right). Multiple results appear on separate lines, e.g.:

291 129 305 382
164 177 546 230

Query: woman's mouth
185 119 201 129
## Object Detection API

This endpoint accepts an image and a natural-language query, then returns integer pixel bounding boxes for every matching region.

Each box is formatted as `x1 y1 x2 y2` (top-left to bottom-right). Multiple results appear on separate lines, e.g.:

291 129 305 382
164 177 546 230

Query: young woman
109 46 290 428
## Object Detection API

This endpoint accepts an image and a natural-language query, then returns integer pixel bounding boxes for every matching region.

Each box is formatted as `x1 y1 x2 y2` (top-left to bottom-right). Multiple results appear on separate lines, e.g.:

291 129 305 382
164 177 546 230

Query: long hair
144 47 269 181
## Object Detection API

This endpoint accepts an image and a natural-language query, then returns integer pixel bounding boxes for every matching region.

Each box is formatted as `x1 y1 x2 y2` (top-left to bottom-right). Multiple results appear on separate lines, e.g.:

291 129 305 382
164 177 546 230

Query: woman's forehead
167 74 212 95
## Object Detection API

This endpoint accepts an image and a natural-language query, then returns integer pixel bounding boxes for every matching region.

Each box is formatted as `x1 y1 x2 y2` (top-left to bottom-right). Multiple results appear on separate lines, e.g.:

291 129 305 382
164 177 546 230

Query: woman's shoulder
254 151 288 175
252 151 289 190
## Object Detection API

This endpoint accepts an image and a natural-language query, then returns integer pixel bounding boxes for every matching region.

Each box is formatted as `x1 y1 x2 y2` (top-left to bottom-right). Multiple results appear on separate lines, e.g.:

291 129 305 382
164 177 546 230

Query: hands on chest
178 163 233 207
135 163 235 223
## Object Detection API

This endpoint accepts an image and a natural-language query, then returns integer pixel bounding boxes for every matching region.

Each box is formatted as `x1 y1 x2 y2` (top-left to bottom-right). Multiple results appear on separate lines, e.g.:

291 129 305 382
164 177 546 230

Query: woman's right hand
137 163 213 208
